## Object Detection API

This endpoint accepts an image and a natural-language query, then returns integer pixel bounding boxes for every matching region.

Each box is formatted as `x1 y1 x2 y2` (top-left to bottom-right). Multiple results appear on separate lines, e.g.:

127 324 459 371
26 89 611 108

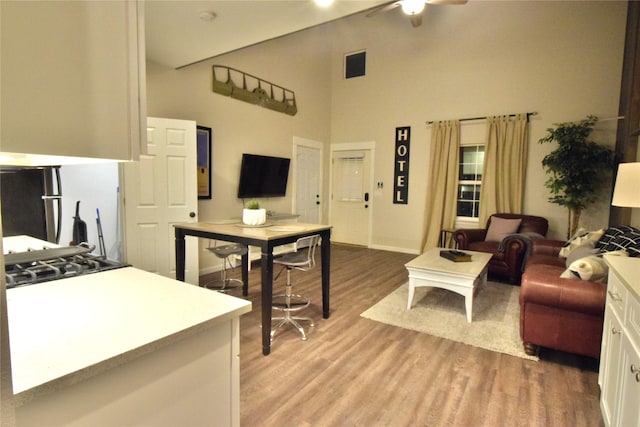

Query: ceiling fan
367 0 468 28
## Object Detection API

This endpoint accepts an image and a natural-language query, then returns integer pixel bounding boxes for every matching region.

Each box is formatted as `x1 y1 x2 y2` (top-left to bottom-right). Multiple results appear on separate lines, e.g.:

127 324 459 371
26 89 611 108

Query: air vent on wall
345 51 366 79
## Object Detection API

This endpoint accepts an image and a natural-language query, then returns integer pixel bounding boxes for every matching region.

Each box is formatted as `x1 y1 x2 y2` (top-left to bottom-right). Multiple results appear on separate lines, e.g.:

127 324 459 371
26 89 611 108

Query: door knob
316 201 320 205
189 212 196 218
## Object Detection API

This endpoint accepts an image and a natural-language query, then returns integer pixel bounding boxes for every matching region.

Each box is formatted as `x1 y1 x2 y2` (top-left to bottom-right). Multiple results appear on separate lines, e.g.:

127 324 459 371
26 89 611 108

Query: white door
293 137 322 224
330 148 373 246
122 117 199 284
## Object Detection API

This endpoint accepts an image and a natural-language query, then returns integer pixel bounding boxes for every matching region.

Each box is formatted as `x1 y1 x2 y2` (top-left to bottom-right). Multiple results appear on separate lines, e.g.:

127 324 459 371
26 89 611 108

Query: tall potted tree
539 115 615 238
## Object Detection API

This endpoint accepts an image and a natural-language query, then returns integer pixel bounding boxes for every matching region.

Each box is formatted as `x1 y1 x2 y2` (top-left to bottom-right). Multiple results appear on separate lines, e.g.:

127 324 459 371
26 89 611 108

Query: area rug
360 281 538 361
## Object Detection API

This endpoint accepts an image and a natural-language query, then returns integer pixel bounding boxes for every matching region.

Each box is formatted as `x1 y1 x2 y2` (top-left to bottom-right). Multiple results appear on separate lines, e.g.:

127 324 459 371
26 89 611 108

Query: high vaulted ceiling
145 0 389 69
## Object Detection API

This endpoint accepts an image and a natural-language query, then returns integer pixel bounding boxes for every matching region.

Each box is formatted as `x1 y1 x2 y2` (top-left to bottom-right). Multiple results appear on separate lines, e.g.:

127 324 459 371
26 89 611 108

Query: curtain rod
425 111 538 125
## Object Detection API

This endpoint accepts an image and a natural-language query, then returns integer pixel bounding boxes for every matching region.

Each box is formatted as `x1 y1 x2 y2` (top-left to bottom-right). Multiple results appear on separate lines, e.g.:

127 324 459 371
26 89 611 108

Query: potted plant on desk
243 199 266 225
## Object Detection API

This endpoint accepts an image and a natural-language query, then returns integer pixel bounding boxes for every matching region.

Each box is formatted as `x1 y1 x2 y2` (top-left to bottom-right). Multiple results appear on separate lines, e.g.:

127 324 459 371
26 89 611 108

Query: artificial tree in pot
539 115 615 238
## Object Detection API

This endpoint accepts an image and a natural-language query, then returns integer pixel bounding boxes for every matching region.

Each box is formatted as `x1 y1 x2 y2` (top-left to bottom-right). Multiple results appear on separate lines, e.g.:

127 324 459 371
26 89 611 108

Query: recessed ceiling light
315 0 334 7
199 11 216 21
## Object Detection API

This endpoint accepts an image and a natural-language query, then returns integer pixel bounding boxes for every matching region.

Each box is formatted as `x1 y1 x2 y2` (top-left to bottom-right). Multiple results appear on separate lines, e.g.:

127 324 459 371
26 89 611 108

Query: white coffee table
405 248 492 322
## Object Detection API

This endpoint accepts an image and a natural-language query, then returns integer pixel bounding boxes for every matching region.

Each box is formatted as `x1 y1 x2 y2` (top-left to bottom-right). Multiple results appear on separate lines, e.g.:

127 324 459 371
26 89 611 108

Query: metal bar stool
271 234 321 341
204 242 247 292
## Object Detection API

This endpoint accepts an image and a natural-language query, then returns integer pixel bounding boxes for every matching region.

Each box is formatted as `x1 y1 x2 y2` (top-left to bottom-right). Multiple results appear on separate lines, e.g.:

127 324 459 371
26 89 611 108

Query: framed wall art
197 125 212 199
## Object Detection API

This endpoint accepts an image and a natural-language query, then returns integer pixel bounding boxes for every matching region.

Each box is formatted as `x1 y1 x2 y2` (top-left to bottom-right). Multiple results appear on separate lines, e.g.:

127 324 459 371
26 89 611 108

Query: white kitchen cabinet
617 334 640 427
8 267 251 427
600 305 624 425
0 0 146 161
600 256 640 427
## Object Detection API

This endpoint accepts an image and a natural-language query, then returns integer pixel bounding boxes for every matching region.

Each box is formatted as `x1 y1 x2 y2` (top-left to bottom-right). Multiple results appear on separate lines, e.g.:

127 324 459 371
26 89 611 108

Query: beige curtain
478 114 528 225
422 120 460 251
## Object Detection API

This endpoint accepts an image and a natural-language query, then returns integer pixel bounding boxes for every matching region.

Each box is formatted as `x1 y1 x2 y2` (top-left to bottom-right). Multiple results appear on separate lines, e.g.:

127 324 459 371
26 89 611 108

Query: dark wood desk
174 221 332 355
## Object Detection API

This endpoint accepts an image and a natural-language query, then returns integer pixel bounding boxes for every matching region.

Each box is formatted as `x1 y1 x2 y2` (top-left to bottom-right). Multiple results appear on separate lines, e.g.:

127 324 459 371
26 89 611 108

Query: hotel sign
394 126 410 204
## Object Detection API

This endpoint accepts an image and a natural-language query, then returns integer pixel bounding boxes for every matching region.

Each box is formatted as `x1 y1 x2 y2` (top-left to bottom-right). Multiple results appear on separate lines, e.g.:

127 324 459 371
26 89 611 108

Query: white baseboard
199 264 224 277
200 243 419 276
368 243 420 255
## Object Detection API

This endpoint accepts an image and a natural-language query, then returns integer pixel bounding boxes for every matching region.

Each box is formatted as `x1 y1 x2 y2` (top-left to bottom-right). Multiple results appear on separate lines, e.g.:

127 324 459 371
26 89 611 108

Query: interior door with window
123 117 199 284
330 149 372 246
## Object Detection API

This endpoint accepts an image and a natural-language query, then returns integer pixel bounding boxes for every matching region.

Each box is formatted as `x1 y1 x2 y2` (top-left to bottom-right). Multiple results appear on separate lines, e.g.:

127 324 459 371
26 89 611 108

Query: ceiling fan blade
409 13 423 27
366 1 402 17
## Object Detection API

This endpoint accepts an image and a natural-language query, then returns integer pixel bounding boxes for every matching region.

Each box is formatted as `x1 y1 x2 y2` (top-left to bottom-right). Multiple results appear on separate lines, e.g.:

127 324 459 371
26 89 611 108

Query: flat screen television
237 153 291 198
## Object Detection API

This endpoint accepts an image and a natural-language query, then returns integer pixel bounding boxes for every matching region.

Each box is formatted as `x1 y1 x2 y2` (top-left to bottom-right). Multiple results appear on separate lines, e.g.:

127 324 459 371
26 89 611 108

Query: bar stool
204 242 247 292
271 235 321 341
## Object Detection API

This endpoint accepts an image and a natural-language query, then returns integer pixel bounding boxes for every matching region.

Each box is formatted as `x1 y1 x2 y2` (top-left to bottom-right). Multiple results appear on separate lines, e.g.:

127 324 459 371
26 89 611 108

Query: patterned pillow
596 225 638 251
603 229 640 257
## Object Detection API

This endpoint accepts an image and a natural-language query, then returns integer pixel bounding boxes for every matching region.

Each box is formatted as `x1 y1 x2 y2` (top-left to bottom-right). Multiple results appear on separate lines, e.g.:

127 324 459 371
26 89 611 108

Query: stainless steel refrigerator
0 166 62 243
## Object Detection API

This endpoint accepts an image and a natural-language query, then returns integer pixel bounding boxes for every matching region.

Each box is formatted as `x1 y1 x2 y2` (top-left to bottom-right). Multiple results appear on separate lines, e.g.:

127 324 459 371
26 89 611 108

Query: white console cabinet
599 255 640 427
0 0 146 161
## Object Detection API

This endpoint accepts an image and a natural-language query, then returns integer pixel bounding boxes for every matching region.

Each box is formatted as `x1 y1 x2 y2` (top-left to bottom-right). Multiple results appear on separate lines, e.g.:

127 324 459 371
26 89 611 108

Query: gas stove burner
4 243 127 289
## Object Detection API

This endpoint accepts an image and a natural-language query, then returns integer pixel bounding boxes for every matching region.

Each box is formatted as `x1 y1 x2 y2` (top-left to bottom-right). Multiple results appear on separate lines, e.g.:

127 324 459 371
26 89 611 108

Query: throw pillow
565 240 599 266
559 228 604 258
602 229 640 257
596 225 638 251
560 250 629 282
485 217 522 242
560 255 608 283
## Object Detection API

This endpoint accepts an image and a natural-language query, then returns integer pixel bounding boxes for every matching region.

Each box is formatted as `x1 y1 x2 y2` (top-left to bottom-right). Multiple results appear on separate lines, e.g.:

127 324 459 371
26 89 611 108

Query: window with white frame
457 145 484 219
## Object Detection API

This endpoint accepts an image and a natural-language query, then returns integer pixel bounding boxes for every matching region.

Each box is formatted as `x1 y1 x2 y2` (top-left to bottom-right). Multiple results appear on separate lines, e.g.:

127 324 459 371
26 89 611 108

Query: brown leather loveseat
453 213 549 285
519 225 640 358
519 239 606 358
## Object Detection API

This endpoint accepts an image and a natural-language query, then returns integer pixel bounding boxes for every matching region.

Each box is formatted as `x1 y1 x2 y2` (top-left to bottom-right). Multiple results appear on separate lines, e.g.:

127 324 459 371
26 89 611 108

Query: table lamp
612 162 640 208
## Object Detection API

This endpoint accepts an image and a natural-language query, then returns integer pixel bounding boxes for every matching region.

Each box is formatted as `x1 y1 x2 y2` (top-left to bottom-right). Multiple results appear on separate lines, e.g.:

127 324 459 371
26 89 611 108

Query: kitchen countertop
7 267 251 403
605 254 640 300
2 235 60 254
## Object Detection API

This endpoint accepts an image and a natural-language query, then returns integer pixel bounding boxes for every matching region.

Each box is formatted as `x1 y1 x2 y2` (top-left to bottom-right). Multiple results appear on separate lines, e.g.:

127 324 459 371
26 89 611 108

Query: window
457 145 484 219
334 153 364 201
345 51 366 79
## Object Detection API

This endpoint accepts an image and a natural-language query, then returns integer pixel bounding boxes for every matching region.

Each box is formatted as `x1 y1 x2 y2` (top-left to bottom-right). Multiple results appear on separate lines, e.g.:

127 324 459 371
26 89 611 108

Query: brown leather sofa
519 239 606 358
453 213 549 284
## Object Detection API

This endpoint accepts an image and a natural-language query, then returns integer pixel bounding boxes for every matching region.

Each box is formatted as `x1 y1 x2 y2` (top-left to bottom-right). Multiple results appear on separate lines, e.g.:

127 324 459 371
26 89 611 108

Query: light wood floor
202 244 603 427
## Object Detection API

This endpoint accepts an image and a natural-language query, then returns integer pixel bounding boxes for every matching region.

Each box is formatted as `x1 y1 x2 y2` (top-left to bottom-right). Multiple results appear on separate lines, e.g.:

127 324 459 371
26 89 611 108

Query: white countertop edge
12 311 250 407
8 267 252 401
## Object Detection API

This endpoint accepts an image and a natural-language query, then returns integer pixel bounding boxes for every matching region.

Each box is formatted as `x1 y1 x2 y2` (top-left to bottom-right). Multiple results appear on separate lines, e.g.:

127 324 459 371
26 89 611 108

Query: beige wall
328 0 627 248
147 25 334 271
147 24 334 221
147 1 628 268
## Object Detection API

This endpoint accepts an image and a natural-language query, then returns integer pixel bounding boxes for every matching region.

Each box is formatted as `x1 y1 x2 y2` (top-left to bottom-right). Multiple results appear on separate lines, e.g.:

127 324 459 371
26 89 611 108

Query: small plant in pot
243 199 266 225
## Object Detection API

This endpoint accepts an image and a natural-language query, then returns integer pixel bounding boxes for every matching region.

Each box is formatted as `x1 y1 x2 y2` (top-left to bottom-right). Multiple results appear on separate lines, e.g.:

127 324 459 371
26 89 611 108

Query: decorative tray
439 250 472 262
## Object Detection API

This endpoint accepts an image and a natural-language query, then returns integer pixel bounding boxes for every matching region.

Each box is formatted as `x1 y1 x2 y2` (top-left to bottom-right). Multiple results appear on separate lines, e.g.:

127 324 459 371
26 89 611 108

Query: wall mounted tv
237 153 291 198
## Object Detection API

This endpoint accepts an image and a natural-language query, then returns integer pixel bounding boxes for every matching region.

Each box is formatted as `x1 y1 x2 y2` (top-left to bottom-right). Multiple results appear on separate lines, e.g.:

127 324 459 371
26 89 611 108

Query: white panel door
123 117 198 284
330 149 372 246
293 138 322 224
